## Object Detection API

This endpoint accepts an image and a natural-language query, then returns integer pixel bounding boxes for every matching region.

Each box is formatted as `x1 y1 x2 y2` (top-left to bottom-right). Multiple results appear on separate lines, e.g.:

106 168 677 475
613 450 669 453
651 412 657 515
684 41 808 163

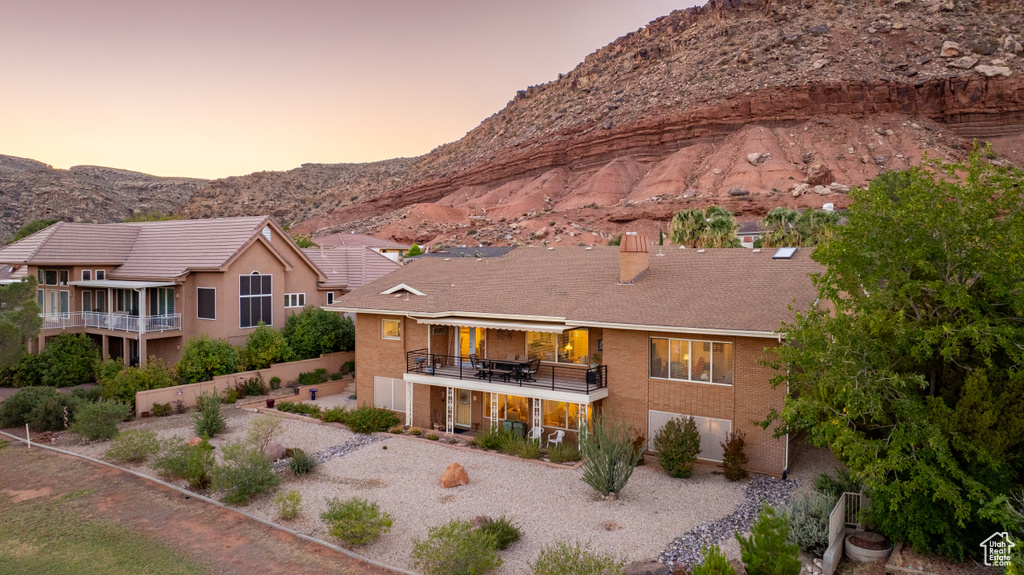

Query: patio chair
547 429 564 447
469 354 489 379
520 359 540 382
528 426 543 442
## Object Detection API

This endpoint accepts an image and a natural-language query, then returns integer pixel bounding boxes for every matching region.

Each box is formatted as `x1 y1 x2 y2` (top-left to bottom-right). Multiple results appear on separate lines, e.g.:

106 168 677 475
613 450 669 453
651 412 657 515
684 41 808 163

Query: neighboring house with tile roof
314 232 411 262
301 247 402 305
0 216 335 367
327 234 821 476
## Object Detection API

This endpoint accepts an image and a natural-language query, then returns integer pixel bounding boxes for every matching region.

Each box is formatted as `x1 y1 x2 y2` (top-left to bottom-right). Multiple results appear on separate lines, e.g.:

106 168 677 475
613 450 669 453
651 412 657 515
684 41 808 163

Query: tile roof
0 216 275 280
302 247 401 290
331 245 822 334
315 232 410 250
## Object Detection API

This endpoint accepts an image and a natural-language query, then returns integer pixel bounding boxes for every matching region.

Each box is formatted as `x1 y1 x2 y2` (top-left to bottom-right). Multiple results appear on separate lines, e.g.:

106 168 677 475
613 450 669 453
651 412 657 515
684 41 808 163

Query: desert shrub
500 435 541 459
297 368 328 387
813 469 861 499
283 306 354 359
580 415 644 497
546 441 581 464
692 544 736 575
330 371 344 380
345 405 399 434
269 376 281 390
288 448 318 475
476 516 521 550
320 406 349 423
529 540 624 575
154 436 215 490
781 491 834 556
411 519 500 575
105 429 160 463
632 434 647 466
653 415 701 478
151 402 172 417
240 323 295 370
426 433 439 441
408 427 422 436
27 390 84 432
4 353 43 388
736 506 801 575
240 374 268 397
276 490 302 520
246 414 284 455
192 390 225 437
38 333 100 387
176 335 239 383
722 431 748 481
70 400 130 440
99 358 176 409
341 360 355 374
70 386 102 403
211 442 280 505
0 386 60 428
224 389 239 404
276 401 321 417
388 425 404 434
321 497 393 546
95 358 124 387
475 425 511 450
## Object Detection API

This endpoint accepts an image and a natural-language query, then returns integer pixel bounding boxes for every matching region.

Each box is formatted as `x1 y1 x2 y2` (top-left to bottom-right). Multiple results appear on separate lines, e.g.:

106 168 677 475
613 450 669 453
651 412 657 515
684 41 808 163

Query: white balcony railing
40 312 181 334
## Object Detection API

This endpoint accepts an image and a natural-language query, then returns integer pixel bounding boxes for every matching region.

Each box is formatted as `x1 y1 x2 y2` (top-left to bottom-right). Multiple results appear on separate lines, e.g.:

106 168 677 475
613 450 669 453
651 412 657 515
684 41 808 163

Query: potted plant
266 398 276 408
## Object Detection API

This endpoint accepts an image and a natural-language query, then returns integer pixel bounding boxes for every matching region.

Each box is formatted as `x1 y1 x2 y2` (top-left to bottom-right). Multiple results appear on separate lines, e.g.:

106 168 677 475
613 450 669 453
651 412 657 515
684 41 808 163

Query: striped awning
411 316 575 333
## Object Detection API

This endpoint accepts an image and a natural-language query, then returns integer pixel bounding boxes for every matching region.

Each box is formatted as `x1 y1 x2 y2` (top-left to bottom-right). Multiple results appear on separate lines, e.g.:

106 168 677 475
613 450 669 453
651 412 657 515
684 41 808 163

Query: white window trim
382 318 401 340
649 336 734 386
326 292 334 305
81 270 91 281
95 270 105 280
648 410 732 462
525 329 590 365
284 293 306 308
197 287 217 321
82 290 92 313
239 272 272 329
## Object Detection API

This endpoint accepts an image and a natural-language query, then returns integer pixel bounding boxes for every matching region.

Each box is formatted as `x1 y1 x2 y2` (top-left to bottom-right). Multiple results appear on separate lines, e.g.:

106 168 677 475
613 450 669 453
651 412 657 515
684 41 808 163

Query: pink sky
0 1 697 178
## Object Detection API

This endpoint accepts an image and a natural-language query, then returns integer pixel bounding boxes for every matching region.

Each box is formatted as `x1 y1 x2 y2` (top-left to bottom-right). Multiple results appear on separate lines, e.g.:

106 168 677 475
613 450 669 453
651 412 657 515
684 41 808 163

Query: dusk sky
1 1 698 179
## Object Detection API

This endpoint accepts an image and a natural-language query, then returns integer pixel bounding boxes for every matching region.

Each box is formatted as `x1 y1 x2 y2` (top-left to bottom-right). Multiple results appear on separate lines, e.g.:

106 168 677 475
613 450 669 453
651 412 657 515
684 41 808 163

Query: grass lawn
0 489 212 575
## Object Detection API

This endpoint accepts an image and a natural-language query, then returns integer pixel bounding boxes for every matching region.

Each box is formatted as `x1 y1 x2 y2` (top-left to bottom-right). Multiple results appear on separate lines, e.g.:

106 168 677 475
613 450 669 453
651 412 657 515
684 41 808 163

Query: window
649 337 733 385
542 401 590 430
482 393 529 423
648 410 732 461
197 287 216 320
373 376 407 411
37 289 43 309
526 328 590 364
458 326 485 358
149 288 175 316
113 289 138 314
326 292 334 305
94 289 107 313
82 290 92 312
82 270 91 281
284 293 305 308
239 272 272 328
43 270 57 285
58 270 69 286
95 270 105 280
59 290 69 316
382 318 401 339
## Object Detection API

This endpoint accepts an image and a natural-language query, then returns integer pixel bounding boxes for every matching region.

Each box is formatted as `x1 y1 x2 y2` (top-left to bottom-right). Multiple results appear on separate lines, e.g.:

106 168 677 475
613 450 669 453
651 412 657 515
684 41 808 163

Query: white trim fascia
380 283 425 296
403 373 609 404
571 320 781 339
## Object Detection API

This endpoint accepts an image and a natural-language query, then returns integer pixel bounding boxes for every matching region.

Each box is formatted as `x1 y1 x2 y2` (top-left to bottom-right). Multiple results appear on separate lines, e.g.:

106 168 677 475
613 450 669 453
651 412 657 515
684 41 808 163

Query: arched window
239 270 272 328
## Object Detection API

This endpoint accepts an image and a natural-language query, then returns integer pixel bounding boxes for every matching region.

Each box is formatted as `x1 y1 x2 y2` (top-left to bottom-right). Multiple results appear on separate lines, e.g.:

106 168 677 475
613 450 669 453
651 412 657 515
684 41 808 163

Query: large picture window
373 376 407 412
197 287 216 320
482 393 529 423
650 337 733 384
648 410 732 461
526 328 590 364
240 272 272 328
382 318 401 340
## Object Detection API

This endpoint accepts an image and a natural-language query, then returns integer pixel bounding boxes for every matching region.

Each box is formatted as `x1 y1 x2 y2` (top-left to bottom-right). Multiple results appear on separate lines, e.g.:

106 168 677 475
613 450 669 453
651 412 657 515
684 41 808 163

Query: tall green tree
669 206 740 248
0 278 42 369
6 219 58 245
763 151 1024 559
759 207 840 248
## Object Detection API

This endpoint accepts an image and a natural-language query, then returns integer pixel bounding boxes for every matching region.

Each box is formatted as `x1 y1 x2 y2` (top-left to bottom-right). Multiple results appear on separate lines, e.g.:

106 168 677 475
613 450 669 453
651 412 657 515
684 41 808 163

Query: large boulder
806 163 834 186
266 442 286 461
440 462 470 488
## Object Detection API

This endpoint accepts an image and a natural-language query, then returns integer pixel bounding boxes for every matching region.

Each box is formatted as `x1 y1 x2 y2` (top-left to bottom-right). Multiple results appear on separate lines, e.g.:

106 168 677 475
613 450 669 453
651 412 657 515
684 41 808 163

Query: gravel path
58 409 816 574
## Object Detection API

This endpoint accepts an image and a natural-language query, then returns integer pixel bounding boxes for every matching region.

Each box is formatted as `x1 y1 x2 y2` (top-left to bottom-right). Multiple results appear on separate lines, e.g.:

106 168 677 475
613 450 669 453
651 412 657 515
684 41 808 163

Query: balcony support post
405 381 414 427
445 387 454 435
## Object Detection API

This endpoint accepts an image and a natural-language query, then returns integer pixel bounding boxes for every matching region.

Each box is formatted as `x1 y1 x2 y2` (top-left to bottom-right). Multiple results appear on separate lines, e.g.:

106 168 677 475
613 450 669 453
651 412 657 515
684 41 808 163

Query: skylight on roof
773 247 798 259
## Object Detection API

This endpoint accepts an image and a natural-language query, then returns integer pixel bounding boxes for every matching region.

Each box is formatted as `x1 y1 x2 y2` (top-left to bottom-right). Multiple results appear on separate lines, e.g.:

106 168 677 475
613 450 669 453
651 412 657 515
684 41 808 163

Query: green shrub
95 358 124 387
476 516 521 550
235 374 268 398
211 442 280 505
475 425 511 450
154 436 215 490
580 416 644 497
426 433 439 441
297 368 328 387
269 376 281 390
70 400 130 440
192 390 225 437
321 497 393 546
99 358 175 409
546 441 581 464
342 360 355 374
0 386 60 428
151 402 172 416
500 435 540 459
70 386 102 403
276 490 302 520
389 425 404 434
288 448 318 475
736 506 801 575
781 491 834 556
408 427 422 436
320 406 350 423
240 323 295 370
692 544 736 575
224 389 239 404
246 414 284 455
276 401 321 417
653 415 701 478
176 335 239 383
529 540 623 575
38 334 100 387
345 405 400 434
28 390 83 432
3 354 43 388
411 519 500 575
283 307 354 359
722 431 748 481
813 469 861 499
632 434 647 466
105 429 160 463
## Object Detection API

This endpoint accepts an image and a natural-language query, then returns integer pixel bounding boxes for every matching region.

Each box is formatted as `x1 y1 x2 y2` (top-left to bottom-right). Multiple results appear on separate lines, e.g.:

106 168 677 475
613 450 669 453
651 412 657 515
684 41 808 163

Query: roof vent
773 247 797 259
752 248 762 253
697 249 706 254
585 246 592 251
547 247 554 251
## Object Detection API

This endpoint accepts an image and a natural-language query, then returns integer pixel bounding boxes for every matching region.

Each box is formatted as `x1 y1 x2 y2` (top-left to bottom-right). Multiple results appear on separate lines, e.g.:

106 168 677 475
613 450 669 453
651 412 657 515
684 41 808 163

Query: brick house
328 235 820 476
0 216 379 367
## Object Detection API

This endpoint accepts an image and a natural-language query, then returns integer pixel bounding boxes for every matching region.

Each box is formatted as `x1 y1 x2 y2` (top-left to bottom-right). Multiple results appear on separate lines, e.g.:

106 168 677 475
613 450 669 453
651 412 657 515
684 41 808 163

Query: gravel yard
57 408 809 573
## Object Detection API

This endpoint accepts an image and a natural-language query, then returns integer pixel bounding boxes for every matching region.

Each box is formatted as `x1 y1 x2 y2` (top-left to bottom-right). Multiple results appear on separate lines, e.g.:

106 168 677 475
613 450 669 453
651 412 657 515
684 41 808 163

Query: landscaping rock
265 442 286 461
624 561 671 575
806 163 833 186
185 437 203 447
440 462 470 488
940 40 960 58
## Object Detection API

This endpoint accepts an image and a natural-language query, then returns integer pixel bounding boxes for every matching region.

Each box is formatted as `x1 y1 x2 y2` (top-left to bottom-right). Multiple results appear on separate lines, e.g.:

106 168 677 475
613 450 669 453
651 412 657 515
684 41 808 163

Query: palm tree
761 207 801 248
795 209 841 246
670 206 740 248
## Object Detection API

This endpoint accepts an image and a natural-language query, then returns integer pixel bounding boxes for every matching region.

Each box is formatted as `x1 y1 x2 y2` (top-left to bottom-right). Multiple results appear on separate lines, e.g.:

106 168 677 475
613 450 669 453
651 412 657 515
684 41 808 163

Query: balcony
405 349 607 395
40 312 182 334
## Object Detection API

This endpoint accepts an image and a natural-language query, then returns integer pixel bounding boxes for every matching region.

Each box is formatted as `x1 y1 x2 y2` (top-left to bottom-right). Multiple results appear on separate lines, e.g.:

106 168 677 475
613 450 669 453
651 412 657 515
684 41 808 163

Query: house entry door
455 389 472 428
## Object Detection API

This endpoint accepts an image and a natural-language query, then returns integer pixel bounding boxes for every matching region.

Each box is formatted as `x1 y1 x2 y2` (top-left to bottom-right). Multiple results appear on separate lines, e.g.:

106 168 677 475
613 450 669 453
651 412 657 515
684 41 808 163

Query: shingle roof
302 247 401 290
331 246 822 334
411 246 516 259
315 232 410 250
0 216 275 280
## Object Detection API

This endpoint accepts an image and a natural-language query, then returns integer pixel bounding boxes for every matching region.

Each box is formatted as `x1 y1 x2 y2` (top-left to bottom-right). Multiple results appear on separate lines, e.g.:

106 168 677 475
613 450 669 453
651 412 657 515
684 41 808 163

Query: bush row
275 403 399 434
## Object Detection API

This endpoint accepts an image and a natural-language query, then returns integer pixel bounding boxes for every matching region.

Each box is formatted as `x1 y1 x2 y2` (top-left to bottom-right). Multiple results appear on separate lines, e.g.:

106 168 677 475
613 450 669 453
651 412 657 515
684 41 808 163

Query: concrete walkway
302 381 357 410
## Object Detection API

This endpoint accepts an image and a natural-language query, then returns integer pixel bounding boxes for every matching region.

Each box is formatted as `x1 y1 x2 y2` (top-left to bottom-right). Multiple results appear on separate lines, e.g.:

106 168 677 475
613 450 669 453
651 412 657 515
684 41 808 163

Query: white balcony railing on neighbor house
39 312 182 334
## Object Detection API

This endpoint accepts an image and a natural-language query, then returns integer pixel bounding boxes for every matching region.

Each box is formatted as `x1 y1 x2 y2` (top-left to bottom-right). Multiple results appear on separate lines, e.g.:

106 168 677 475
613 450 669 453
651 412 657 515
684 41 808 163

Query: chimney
619 232 649 284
